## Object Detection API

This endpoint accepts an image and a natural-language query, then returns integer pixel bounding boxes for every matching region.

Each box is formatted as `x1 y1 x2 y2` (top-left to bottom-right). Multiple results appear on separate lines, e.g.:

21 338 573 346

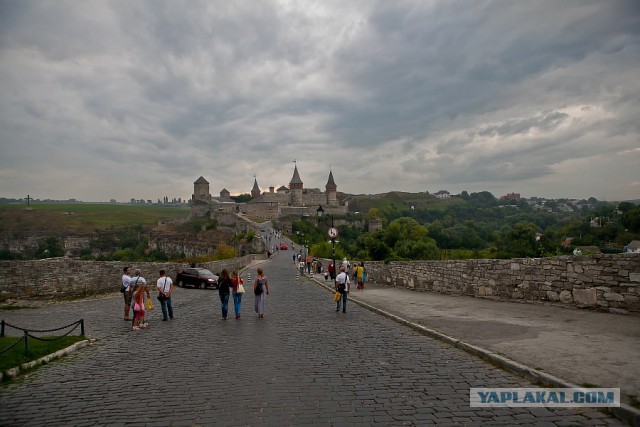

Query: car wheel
199 282 207 289
178 280 184 287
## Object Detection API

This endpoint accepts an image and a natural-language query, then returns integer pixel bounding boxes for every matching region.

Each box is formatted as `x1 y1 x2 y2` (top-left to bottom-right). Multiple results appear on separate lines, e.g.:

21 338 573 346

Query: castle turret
251 178 261 198
325 170 338 207
289 165 304 206
193 176 211 201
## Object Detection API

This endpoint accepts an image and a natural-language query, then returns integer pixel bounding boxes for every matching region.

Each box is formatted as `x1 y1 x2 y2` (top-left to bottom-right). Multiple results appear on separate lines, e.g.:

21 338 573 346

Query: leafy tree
497 222 538 258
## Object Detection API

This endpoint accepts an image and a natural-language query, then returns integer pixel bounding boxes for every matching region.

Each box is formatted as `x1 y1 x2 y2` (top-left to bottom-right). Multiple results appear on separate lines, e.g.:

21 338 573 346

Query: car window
200 269 215 277
186 269 198 275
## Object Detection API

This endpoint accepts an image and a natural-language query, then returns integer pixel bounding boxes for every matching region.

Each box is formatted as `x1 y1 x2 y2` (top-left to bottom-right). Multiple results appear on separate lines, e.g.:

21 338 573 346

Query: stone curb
305 273 640 427
1 338 96 383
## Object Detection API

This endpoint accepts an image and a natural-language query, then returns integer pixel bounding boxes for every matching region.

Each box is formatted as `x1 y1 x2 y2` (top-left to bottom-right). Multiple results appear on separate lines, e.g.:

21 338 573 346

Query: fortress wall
361 253 639 314
0 254 264 302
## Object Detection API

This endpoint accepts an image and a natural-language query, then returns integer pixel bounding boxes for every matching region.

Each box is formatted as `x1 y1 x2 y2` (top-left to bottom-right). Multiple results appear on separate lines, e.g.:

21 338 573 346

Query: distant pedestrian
355 262 364 290
342 258 350 274
156 270 174 321
122 266 132 321
218 269 232 320
231 270 244 319
293 254 296 264
254 267 269 318
299 260 305 276
335 266 350 313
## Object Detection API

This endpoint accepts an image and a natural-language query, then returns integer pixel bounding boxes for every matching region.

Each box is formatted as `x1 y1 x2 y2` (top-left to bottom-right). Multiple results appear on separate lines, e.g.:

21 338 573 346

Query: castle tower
193 176 211 201
251 177 261 198
289 164 304 206
325 170 338 207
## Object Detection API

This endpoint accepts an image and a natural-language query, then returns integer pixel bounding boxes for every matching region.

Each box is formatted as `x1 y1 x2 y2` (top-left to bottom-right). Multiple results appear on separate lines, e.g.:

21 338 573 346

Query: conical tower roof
194 176 209 184
326 170 336 189
290 165 303 185
251 177 261 197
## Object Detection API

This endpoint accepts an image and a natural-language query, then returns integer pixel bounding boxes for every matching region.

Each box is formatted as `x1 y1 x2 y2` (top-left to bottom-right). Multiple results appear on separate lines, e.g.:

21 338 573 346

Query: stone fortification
0 254 264 302
361 253 639 314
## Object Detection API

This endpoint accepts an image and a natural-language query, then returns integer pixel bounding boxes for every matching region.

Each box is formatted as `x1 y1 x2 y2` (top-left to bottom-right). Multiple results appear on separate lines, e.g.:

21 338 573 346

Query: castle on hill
190 164 348 222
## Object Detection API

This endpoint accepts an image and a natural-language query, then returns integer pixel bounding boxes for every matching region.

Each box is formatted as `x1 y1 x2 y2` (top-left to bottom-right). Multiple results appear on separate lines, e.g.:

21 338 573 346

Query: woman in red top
231 270 244 319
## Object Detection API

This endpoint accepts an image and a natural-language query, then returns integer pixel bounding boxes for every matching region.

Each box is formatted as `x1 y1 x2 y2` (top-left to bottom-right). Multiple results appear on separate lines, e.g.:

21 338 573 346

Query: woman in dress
253 267 269 318
218 269 232 320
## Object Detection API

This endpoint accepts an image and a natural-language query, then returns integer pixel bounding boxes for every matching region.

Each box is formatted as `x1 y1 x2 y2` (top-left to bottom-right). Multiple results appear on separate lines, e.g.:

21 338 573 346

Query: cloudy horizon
1 0 639 203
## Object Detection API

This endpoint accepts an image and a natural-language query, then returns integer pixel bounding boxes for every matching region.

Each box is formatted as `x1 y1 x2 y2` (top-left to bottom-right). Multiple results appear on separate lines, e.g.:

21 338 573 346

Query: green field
0 203 191 235
0 335 86 372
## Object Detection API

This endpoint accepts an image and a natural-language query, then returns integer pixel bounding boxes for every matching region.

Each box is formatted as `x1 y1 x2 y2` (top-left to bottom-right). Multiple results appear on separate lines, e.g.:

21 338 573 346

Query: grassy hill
0 203 190 235
348 192 463 215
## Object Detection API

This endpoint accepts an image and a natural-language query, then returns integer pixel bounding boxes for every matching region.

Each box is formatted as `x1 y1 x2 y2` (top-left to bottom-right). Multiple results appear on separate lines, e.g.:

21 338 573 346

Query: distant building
434 190 450 199
190 164 347 223
501 193 521 201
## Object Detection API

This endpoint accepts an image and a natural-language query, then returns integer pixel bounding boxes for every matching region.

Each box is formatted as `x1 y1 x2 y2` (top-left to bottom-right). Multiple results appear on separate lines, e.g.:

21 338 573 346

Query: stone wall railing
360 253 639 314
0 254 265 302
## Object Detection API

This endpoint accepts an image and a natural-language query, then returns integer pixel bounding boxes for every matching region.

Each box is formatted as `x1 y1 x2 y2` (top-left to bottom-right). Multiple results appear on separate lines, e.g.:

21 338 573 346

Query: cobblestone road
0 253 624 426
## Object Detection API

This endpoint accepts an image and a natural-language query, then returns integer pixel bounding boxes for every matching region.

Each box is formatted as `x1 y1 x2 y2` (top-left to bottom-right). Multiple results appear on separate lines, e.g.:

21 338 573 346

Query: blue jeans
219 293 230 318
336 291 348 312
232 291 243 316
158 294 173 320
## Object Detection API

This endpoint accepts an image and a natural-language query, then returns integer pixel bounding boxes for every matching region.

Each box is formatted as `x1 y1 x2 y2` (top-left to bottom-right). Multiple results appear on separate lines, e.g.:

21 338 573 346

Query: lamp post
317 205 337 281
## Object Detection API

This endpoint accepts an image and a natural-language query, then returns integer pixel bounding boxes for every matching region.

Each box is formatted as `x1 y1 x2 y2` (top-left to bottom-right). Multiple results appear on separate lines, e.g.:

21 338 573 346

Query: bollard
80 319 85 336
24 330 29 354
1 320 4 338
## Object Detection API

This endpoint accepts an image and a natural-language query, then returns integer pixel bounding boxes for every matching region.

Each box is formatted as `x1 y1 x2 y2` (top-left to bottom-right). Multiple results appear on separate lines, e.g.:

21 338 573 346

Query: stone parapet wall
362 254 639 314
0 254 264 302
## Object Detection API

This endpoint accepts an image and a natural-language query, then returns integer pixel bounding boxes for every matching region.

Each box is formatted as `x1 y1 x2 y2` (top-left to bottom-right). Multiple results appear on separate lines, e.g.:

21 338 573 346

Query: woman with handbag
231 270 245 319
253 267 269 318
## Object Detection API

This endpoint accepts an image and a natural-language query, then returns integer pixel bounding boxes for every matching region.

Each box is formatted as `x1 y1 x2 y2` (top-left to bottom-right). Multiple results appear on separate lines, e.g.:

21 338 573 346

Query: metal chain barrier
0 319 85 355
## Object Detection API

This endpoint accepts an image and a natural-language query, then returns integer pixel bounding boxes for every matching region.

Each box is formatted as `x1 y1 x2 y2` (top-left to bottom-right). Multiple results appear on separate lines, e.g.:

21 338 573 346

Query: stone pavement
0 252 627 426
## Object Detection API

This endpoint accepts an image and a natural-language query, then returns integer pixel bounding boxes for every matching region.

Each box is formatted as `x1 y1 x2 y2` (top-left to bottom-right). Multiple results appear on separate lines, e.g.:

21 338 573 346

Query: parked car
280 243 288 250
176 268 219 289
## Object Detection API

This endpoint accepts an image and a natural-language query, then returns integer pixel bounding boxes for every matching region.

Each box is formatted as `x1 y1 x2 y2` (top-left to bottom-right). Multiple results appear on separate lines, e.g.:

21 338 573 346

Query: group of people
215 268 269 319
332 259 367 313
120 266 270 329
121 267 174 331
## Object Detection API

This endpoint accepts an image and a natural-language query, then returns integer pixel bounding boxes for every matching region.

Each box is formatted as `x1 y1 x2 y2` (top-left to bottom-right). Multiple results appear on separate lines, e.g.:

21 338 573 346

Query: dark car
176 268 219 289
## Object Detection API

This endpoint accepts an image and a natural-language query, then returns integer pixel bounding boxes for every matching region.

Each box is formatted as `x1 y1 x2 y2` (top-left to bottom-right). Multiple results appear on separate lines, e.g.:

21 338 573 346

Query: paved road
0 253 624 426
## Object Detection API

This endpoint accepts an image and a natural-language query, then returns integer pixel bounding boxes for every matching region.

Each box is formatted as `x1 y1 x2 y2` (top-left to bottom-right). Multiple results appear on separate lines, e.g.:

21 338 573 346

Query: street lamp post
316 205 337 281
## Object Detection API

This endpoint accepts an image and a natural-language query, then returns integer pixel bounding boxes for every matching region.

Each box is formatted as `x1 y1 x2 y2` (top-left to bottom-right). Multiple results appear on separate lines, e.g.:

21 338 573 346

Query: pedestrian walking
231 270 244 319
355 262 364 290
156 270 174 321
335 266 350 313
299 259 305 276
254 267 269 318
218 269 232 320
121 266 132 321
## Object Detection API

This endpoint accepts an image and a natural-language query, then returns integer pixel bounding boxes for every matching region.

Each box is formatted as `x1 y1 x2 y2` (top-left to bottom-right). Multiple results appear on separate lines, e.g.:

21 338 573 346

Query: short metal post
1 320 4 337
80 319 85 336
24 330 29 354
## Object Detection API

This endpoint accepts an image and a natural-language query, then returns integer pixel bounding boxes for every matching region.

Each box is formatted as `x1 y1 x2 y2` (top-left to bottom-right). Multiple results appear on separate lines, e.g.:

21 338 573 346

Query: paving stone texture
0 252 625 426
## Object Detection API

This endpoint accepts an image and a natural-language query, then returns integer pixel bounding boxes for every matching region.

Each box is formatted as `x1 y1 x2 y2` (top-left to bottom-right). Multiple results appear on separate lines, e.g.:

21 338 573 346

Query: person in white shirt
156 270 174 321
335 266 350 313
122 266 132 321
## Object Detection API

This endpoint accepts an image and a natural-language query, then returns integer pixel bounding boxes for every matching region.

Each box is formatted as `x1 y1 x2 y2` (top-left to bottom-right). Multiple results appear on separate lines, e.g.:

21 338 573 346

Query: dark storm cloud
0 0 638 201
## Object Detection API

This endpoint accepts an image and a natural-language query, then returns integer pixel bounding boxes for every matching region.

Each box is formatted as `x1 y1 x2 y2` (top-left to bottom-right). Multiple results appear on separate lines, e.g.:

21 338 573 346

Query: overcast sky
1 0 639 203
